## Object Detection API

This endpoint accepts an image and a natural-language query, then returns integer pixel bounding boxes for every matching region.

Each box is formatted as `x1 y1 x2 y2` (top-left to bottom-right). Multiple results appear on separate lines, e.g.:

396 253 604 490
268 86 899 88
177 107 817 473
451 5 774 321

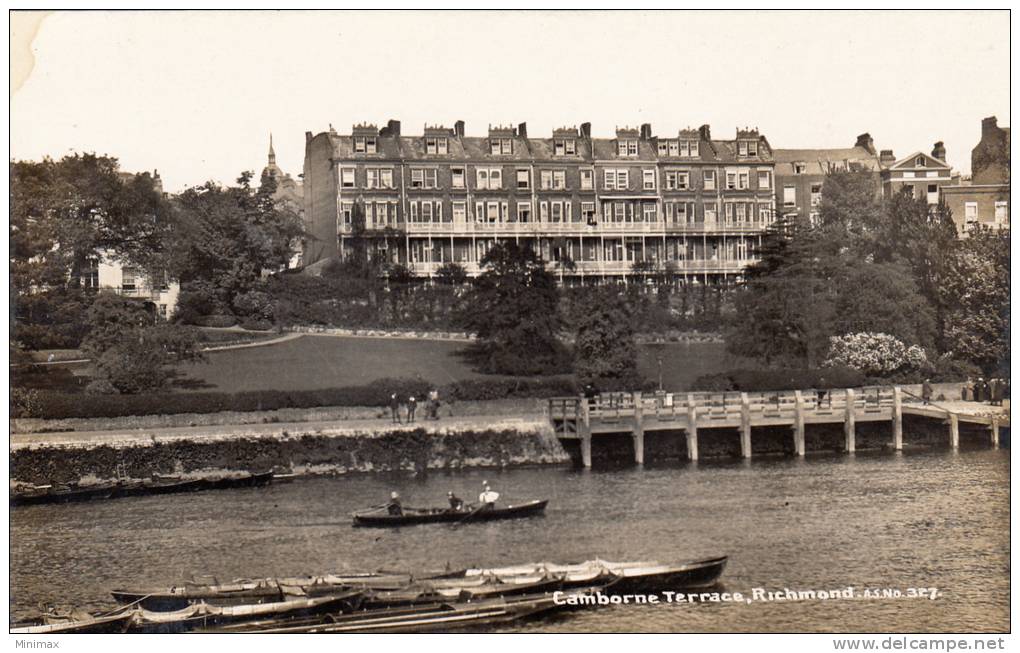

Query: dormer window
354 136 377 154
669 141 679 156
490 138 513 155
794 163 807 175
426 137 448 155
617 139 638 157
915 156 926 167
737 140 757 157
679 141 699 157
554 139 576 156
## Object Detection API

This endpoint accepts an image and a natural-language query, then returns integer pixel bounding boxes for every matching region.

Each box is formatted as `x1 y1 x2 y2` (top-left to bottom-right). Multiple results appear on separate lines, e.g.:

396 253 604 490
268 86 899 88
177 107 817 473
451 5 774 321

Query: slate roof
773 146 881 175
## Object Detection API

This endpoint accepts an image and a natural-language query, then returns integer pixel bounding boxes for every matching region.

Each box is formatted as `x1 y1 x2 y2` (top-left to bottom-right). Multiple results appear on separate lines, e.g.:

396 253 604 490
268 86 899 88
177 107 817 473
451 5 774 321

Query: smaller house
880 143 955 204
80 253 180 319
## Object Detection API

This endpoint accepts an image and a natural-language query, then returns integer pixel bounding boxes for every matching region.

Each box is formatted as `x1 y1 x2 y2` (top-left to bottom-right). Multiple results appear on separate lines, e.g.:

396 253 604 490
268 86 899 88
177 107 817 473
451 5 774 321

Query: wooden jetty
548 387 1010 467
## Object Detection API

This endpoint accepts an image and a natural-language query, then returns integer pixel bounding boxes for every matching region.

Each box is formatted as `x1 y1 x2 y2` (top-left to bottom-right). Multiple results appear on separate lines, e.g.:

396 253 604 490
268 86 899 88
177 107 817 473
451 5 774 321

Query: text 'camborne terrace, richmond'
302 120 778 282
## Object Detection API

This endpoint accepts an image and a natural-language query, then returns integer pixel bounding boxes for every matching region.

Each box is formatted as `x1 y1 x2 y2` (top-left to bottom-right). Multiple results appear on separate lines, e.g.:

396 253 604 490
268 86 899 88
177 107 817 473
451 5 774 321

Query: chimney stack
698 124 711 141
305 131 313 143
454 120 465 137
517 122 528 138
879 149 896 166
640 123 652 140
382 119 401 137
855 133 876 155
580 122 592 138
982 116 999 139
932 141 946 162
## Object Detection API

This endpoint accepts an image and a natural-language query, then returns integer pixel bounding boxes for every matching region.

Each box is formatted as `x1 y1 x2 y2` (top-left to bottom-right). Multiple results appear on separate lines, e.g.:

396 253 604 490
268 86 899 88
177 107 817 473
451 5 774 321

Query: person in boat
478 481 500 509
387 491 403 516
447 491 464 511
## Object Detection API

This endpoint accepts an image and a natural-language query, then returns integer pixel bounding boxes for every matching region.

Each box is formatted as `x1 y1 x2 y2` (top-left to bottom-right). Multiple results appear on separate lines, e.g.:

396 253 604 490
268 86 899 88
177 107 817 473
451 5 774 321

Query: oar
455 503 488 526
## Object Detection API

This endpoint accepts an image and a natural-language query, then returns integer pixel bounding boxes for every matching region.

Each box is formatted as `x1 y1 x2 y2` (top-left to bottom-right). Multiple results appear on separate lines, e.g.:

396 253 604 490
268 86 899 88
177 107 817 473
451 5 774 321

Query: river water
10 448 1009 632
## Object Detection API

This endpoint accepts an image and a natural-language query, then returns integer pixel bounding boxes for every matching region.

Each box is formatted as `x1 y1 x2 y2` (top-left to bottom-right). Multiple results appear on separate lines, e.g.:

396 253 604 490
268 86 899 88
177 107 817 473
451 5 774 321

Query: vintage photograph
8 8 1011 642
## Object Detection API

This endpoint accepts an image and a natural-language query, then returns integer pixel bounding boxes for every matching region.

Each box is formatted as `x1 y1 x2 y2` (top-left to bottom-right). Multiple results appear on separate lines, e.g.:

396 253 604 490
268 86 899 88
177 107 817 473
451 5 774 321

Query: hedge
690 367 866 393
13 376 580 420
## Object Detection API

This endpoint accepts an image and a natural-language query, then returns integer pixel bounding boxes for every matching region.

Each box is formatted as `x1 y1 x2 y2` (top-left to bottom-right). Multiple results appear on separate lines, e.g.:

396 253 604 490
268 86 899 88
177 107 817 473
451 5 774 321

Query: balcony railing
405 259 754 276
341 220 771 236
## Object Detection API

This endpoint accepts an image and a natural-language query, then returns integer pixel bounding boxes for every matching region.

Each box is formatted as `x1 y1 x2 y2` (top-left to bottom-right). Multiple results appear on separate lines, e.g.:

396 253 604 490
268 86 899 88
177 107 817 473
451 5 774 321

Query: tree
940 226 1010 374
81 293 205 394
573 287 640 389
457 242 567 375
169 172 303 307
435 262 468 286
10 155 172 349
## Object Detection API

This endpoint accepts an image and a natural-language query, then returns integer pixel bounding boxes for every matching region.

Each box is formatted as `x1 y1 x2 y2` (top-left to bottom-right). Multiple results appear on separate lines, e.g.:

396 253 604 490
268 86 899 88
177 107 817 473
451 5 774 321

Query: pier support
892 387 903 451
632 392 644 465
580 396 592 468
686 393 699 461
990 416 1000 449
793 390 806 456
740 393 752 459
844 389 856 453
949 413 959 450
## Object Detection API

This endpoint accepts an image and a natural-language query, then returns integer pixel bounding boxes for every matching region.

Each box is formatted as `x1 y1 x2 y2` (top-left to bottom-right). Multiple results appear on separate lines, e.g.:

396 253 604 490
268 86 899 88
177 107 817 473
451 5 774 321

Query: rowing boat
11 609 135 634
352 500 548 527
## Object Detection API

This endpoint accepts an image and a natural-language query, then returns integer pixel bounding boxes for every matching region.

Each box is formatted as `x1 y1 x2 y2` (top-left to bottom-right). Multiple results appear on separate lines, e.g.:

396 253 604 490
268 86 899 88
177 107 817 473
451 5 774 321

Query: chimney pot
932 141 946 162
698 124 711 141
517 122 528 138
580 122 592 138
454 120 465 137
640 123 652 140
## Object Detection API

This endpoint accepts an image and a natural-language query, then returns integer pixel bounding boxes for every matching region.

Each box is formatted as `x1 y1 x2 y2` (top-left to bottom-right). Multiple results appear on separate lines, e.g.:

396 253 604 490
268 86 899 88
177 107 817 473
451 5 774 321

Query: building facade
301 120 777 283
774 134 881 223
880 142 956 203
938 116 1010 234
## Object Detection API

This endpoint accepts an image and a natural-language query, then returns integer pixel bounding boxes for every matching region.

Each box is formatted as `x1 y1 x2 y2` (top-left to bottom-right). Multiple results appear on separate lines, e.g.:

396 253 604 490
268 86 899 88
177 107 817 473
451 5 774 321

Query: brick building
301 120 776 284
938 116 1009 234
774 133 882 223
879 142 956 203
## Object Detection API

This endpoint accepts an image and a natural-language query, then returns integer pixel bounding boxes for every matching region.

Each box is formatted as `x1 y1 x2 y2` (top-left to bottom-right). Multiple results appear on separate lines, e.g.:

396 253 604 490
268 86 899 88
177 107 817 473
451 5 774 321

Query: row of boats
12 555 729 633
10 471 293 507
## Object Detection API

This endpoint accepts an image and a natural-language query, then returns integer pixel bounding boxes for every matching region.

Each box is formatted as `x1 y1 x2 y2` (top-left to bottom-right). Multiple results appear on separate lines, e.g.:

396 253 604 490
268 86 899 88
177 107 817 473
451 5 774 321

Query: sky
10 10 1011 193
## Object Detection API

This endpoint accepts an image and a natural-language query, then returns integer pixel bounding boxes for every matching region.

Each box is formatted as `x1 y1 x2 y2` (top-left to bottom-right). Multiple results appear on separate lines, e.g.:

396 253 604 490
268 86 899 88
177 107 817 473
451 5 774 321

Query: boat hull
352 500 548 527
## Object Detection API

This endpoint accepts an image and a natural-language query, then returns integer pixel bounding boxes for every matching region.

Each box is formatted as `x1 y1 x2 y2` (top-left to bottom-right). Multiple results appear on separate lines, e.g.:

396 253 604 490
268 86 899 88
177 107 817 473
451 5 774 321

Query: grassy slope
174 335 749 393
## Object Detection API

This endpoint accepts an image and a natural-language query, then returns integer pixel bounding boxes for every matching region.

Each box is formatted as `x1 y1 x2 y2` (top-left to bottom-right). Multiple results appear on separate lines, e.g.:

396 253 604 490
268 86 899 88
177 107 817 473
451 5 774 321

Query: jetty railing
548 386 1004 467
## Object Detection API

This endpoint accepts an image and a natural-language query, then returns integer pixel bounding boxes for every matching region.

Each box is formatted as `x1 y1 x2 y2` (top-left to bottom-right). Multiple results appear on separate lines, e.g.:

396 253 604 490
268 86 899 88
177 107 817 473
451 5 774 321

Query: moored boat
352 499 548 527
11 608 135 634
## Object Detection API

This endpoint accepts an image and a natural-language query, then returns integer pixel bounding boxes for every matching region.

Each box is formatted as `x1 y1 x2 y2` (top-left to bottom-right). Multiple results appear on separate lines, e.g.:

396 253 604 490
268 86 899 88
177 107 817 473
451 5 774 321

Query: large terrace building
301 120 777 283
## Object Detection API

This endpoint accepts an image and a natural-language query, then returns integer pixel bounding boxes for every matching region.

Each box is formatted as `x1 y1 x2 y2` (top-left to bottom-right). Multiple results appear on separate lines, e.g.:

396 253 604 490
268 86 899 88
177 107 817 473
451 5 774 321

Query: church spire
268 132 276 165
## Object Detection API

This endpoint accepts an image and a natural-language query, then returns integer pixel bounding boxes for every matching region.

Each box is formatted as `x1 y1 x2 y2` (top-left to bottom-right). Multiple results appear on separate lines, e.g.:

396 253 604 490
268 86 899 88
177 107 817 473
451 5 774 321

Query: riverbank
10 416 571 487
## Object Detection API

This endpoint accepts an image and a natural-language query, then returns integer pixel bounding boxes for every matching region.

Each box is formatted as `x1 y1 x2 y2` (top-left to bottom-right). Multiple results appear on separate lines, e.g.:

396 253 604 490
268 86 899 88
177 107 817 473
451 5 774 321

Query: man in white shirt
478 480 500 507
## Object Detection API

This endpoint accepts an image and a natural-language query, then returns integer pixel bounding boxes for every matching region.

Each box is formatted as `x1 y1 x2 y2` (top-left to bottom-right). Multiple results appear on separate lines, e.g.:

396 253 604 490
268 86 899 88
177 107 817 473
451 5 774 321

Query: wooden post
740 392 752 459
844 388 856 453
949 413 959 449
793 390 806 456
686 393 699 461
632 391 644 465
990 416 1000 449
580 395 592 468
892 386 903 451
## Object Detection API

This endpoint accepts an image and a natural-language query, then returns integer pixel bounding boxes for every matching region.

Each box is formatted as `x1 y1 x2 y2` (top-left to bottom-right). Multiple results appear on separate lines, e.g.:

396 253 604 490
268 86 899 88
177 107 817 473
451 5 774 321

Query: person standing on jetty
390 392 401 424
408 394 418 422
921 379 933 405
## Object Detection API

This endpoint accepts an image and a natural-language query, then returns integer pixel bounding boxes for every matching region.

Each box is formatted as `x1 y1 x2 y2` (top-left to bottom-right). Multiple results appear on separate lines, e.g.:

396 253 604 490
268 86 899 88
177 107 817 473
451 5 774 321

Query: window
366 168 393 189
490 139 512 155
964 202 977 220
703 170 716 190
783 185 796 206
451 167 465 189
915 156 926 167
580 169 594 190
540 170 552 190
553 170 566 190
411 168 424 189
518 202 532 223
810 183 822 207
739 172 749 190
794 163 807 175
539 202 549 221
476 168 502 189
748 141 758 156
669 141 680 157
340 167 356 188
604 169 616 190
487 201 500 222
643 169 656 190
757 171 771 190
676 202 688 223
903 171 915 179
704 202 717 223
679 141 699 157
738 141 748 157
657 141 668 156
81 257 99 289
516 169 530 189
614 202 626 222
551 202 563 223
121 267 137 292
726 172 737 190
340 202 353 225
425 137 448 155
452 201 467 222
603 169 629 190
643 203 657 222
926 170 939 178
421 202 433 222
736 203 747 222
554 139 576 155
618 140 638 156
581 202 596 225
354 137 366 153
927 184 939 204
995 201 1008 224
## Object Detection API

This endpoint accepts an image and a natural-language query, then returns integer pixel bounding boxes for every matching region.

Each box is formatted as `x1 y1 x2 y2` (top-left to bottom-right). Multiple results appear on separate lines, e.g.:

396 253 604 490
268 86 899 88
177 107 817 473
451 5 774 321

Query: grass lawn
173 334 749 393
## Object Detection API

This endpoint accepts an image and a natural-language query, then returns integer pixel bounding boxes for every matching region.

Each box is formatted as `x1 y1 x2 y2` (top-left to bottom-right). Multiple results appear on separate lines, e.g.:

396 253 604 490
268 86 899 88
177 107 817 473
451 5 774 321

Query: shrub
192 315 238 328
824 332 931 378
239 318 274 331
443 376 577 402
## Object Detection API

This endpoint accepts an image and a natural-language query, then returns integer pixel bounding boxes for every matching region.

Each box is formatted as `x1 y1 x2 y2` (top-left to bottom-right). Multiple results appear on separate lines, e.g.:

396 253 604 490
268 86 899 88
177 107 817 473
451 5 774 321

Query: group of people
386 481 500 516
963 377 1009 405
389 388 442 424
